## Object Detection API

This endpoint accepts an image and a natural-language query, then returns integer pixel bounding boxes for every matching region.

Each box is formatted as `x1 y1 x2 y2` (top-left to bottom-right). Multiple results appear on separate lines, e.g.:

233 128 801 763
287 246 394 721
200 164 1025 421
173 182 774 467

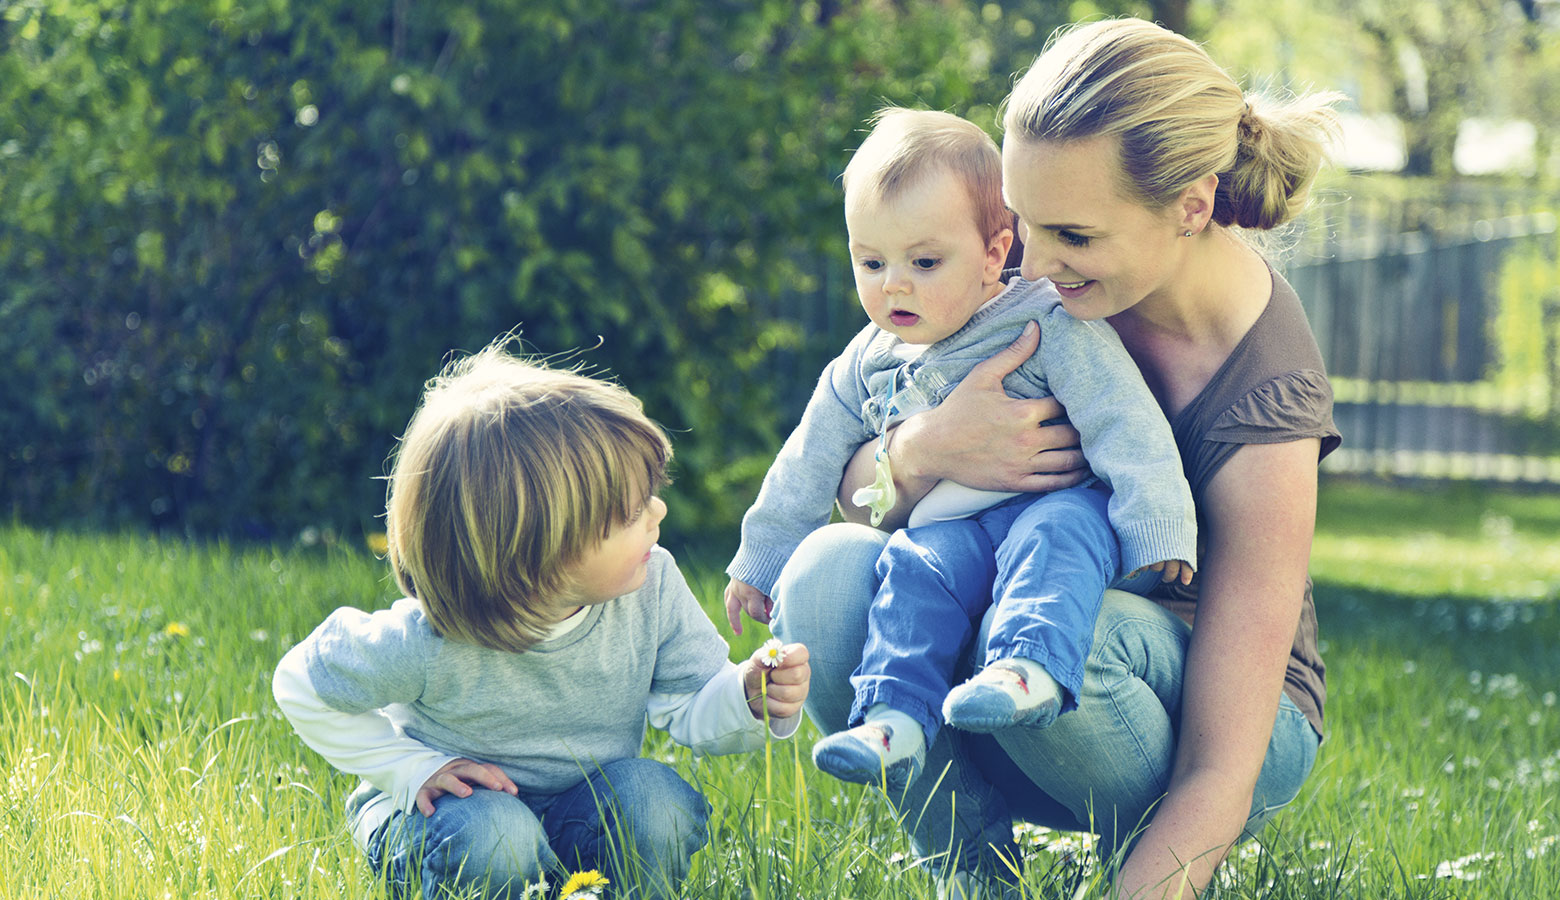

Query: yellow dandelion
365 532 389 556
758 638 786 668
163 621 191 638
560 870 609 898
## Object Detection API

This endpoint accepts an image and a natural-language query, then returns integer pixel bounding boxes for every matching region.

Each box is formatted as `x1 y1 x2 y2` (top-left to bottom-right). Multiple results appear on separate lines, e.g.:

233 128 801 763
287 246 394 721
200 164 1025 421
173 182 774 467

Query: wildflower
163 622 191 638
560 870 609 899
1431 851 1498 880
757 638 787 669
519 878 550 899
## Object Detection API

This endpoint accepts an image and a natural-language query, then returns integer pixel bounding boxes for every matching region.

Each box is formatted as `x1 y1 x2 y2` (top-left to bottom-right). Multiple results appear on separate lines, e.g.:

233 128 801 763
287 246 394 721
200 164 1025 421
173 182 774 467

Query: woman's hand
838 322 1091 527
903 321 1089 490
414 758 518 817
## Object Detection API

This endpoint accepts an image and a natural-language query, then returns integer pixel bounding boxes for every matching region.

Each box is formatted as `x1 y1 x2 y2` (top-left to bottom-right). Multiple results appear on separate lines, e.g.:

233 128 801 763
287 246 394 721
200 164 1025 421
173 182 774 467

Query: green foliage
1492 237 1560 409
0 0 1020 544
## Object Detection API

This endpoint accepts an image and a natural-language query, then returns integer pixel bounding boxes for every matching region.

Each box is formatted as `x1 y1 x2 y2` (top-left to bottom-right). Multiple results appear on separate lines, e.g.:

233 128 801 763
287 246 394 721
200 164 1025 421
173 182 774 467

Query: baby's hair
842 107 1011 242
1003 17 1342 230
384 338 671 652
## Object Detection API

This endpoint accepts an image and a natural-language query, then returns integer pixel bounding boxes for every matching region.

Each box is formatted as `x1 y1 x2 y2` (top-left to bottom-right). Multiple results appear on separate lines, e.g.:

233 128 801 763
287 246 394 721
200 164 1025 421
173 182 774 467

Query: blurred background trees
2 0 1557 553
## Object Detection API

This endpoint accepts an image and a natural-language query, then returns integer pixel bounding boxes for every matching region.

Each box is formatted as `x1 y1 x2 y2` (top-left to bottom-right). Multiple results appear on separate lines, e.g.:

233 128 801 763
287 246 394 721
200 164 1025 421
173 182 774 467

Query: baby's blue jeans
851 484 1143 742
773 522 1320 876
360 757 710 900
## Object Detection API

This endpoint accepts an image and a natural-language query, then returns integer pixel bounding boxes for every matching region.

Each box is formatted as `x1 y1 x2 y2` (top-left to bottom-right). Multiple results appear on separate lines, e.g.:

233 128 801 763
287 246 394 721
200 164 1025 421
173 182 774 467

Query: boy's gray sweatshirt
275 549 736 817
727 276 1197 598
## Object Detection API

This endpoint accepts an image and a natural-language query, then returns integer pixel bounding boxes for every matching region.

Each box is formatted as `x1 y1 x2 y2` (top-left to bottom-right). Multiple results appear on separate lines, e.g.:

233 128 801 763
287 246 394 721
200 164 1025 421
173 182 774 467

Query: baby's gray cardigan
727 276 1197 598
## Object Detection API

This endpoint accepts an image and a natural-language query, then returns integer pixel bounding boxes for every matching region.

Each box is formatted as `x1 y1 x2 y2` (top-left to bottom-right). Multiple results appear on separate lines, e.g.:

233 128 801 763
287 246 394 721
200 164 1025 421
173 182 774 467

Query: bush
0 0 1023 550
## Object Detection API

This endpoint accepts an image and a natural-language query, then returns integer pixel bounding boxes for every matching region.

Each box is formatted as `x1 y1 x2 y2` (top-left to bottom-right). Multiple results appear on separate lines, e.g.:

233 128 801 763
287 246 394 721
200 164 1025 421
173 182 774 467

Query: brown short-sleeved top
1150 266 1341 738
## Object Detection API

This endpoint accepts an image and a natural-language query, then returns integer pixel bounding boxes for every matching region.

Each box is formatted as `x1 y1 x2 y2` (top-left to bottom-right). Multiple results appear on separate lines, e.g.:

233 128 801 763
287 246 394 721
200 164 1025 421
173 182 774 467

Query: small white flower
758 638 787 668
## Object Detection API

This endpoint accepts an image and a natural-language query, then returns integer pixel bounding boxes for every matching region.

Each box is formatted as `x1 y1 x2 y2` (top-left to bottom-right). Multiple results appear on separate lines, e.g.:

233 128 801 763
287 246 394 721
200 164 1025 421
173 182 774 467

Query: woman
748 18 1343 899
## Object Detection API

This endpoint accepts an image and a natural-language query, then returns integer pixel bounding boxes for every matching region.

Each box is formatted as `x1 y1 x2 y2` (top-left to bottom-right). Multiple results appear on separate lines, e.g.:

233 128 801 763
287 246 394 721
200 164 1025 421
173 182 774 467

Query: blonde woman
756 18 1342 899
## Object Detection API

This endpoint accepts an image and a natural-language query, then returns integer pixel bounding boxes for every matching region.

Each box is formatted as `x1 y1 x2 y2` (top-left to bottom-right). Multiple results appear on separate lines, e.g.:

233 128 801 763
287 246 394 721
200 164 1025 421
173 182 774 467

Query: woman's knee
1241 697 1321 839
1080 591 1190 695
769 522 885 647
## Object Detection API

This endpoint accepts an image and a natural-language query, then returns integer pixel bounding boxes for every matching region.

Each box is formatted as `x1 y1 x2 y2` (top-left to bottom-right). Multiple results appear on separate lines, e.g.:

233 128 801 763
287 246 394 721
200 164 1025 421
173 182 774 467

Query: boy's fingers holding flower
742 643 811 720
767 642 808 674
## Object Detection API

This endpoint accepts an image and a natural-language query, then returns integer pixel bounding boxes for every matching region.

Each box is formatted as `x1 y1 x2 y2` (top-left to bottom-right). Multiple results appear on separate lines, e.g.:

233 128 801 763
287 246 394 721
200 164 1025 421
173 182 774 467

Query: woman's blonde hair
1004 18 1342 230
384 340 671 652
843 107 1011 242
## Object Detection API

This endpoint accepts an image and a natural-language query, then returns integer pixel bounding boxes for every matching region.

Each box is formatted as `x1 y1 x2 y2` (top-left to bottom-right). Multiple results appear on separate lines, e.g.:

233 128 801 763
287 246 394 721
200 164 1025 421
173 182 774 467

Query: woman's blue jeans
360 757 710 899
771 523 1320 875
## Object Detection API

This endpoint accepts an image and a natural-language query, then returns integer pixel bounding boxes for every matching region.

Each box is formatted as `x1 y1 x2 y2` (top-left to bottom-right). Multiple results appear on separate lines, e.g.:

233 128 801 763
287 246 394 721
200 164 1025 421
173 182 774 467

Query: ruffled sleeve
1188 370 1341 499
1207 370 1340 454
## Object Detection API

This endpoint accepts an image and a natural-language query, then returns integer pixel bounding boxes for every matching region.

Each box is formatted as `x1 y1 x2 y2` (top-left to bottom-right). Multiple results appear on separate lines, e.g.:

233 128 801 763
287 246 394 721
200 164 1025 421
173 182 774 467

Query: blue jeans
852 485 1123 741
772 523 1321 874
360 758 711 900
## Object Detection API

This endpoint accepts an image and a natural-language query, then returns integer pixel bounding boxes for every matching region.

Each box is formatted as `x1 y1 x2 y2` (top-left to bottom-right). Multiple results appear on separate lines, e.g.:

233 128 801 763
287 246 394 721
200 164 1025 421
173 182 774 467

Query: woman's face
1001 134 1187 321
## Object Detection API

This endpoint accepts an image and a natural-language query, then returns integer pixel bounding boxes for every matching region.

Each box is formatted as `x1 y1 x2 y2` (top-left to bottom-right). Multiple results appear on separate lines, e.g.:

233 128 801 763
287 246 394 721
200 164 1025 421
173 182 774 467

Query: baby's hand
724 578 774 634
415 758 518 817
1130 559 1194 586
741 641 810 722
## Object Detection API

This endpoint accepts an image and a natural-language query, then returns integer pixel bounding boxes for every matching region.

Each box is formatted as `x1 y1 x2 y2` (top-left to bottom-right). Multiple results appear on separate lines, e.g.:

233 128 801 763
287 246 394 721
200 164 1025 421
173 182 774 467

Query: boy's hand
724 578 773 634
741 642 810 721
415 758 518 817
1129 559 1194 586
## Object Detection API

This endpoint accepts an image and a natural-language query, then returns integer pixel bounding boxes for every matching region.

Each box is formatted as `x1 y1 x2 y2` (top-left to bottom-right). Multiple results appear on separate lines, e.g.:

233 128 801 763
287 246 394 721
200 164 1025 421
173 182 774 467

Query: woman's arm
836 321 1089 529
1114 438 1320 898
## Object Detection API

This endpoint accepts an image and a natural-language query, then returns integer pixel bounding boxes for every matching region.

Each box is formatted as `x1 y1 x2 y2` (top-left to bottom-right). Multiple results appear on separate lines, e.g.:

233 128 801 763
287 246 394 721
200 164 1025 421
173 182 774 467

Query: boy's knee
422 789 551 889
601 760 711 859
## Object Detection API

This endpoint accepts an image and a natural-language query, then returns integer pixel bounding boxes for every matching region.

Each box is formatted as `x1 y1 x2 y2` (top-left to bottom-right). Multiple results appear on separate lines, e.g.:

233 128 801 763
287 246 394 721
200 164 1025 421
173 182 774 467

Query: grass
1 479 1556 898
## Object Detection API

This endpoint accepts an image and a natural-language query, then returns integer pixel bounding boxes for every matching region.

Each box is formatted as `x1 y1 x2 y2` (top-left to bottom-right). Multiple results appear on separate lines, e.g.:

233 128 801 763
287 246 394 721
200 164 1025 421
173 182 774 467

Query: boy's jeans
851 485 1130 742
359 757 710 900
772 522 1320 875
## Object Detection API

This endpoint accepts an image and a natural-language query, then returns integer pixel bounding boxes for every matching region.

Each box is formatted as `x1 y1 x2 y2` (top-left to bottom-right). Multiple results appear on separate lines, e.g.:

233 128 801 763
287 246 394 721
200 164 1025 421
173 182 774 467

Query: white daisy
758 638 787 668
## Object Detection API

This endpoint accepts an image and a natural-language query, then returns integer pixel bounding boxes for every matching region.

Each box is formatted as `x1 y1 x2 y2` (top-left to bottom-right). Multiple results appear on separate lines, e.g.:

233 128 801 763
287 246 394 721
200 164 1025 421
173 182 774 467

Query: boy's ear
984 226 1015 283
1177 172 1219 234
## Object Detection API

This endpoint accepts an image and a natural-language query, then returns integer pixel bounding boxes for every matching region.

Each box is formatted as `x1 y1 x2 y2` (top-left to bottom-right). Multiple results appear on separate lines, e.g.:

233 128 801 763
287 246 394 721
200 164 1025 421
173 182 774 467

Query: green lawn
1 479 1556 898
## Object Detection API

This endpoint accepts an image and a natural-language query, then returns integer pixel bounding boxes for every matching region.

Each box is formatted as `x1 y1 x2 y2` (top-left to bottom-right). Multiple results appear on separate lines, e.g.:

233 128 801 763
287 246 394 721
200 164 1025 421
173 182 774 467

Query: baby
275 340 810 899
725 109 1195 792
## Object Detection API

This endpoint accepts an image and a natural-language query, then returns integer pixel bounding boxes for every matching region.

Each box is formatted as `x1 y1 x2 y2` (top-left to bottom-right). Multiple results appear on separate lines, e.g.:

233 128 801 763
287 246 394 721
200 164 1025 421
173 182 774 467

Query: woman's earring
1182 230 1194 238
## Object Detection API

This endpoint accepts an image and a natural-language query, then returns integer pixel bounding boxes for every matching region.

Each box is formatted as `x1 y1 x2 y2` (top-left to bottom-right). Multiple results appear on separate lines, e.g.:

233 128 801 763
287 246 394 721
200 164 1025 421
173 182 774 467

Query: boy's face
551 493 667 618
845 166 1011 344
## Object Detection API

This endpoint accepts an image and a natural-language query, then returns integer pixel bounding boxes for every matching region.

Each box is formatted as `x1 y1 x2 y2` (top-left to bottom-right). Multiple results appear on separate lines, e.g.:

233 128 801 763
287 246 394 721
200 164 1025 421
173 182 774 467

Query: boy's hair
841 107 1010 242
384 339 671 653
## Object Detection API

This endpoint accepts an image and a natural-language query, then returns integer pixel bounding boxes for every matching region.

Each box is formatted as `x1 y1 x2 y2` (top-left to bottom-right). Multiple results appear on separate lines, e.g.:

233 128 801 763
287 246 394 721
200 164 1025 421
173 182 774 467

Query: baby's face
845 167 1007 345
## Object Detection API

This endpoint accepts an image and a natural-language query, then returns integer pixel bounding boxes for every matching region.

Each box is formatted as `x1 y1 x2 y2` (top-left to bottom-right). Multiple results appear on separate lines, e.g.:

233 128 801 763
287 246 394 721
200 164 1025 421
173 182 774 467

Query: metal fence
1286 181 1560 484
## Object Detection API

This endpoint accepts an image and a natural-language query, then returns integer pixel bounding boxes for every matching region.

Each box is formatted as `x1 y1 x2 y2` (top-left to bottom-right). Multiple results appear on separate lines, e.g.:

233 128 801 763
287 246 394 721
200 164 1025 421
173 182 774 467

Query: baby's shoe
812 721 925 794
943 658 1062 733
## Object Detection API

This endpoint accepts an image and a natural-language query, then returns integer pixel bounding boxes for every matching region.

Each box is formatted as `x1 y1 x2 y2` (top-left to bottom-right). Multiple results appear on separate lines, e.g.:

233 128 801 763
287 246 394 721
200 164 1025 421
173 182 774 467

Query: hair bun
1215 92 1342 230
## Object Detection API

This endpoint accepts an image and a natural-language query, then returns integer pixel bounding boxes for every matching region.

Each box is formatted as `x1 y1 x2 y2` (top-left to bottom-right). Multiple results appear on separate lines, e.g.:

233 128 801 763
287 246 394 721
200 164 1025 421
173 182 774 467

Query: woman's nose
1020 241 1057 282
